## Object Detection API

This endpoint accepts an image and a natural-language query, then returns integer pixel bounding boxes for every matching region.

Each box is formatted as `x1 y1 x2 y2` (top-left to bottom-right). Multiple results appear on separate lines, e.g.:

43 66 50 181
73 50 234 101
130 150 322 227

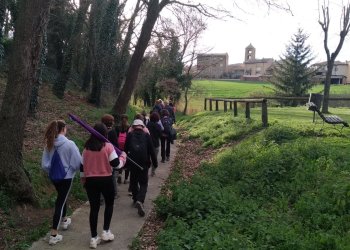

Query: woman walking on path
42 120 82 245
146 112 162 176
80 123 126 249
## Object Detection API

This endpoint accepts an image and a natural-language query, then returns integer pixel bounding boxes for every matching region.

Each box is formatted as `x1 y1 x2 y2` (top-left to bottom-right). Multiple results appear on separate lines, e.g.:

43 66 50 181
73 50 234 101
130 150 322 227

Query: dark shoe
161 159 165 163
166 156 170 161
135 201 145 217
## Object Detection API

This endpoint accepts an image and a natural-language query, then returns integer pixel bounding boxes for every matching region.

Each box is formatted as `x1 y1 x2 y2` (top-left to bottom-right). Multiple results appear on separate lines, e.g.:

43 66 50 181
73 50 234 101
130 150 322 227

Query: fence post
215 100 219 111
224 101 227 112
233 101 238 117
262 99 268 127
209 99 212 111
230 101 233 110
204 98 207 111
245 102 250 119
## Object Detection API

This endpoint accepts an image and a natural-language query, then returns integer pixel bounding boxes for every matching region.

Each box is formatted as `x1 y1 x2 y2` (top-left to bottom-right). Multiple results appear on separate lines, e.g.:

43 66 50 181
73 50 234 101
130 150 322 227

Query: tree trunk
113 0 141 97
322 60 334 113
0 0 6 41
0 0 52 202
89 63 102 106
112 0 167 115
183 85 188 115
53 0 90 98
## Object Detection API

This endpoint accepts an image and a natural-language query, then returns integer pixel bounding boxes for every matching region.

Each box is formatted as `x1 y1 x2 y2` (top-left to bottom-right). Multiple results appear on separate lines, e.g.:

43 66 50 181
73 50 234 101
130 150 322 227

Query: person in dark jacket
160 109 173 162
164 100 176 124
146 112 162 176
124 119 158 217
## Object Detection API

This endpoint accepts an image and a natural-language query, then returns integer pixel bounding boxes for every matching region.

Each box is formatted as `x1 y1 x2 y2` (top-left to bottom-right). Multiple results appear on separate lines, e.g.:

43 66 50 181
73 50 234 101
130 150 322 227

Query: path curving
30 144 177 250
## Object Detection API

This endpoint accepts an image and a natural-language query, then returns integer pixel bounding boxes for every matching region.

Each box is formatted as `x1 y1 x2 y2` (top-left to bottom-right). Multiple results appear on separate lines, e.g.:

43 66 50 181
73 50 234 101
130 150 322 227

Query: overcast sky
196 0 349 64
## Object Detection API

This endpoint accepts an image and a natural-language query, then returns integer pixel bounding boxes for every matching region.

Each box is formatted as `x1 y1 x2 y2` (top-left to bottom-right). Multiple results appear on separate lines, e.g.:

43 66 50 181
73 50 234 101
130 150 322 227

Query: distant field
176 80 350 114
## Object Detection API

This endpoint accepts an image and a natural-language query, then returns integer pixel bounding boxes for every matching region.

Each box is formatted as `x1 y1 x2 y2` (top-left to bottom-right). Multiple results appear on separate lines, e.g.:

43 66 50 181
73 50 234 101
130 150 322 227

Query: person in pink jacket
80 123 126 249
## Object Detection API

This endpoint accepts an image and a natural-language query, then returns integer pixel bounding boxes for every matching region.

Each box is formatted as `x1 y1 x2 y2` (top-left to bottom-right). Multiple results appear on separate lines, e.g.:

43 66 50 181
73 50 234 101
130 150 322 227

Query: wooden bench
307 101 349 130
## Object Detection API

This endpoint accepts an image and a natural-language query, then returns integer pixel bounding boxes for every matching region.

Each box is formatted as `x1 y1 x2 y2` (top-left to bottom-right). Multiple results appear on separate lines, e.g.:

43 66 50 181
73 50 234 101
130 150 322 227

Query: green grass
177 79 350 114
156 107 350 249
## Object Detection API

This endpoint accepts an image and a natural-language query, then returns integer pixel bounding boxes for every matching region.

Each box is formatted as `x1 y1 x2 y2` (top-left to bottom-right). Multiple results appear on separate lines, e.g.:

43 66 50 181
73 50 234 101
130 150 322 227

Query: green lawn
177 80 350 114
156 107 350 249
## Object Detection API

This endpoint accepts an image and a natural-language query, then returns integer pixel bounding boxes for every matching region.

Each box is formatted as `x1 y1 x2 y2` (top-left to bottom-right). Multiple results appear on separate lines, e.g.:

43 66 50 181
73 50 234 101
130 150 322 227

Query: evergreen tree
271 28 315 104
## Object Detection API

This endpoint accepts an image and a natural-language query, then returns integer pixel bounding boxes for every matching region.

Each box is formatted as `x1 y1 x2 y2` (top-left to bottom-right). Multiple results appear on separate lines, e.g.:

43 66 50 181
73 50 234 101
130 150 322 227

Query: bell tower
245 43 256 61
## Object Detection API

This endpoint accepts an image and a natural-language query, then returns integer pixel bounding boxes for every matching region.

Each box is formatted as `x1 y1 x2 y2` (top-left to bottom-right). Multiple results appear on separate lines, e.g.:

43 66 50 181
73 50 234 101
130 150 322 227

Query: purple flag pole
68 113 143 170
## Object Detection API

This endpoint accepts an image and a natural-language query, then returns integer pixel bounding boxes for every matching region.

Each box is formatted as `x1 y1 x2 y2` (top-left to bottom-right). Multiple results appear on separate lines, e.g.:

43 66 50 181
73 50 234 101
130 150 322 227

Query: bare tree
318 1 350 113
169 6 207 114
112 0 228 115
0 0 52 202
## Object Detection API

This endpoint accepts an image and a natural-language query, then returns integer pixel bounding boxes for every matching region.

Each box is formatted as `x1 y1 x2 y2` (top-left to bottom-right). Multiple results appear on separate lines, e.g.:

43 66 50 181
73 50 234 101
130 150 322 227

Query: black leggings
85 176 115 238
160 136 171 160
130 167 148 203
52 178 73 230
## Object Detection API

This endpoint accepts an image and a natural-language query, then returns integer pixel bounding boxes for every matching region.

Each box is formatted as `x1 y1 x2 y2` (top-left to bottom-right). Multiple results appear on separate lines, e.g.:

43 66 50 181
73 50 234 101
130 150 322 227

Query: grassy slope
176 79 350 114
155 108 350 249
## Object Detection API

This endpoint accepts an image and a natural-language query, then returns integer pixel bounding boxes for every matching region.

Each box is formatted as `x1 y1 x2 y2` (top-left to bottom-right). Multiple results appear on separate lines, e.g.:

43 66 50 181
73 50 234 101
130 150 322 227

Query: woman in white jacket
42 120 82 245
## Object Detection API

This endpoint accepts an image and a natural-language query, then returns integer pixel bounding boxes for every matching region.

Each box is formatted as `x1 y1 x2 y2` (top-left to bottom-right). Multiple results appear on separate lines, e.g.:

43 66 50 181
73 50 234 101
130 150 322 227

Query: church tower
245 43 256 62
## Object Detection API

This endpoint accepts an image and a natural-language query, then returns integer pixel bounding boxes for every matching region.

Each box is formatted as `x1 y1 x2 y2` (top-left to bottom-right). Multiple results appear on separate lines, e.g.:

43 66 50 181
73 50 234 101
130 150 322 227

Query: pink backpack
118 132 127 150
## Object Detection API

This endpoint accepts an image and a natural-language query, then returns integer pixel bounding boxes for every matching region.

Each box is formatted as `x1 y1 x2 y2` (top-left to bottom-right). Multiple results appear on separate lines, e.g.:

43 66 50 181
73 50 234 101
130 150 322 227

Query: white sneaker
49 234 63 245
89 236 101 249
61 218 71 230
101 230 115 241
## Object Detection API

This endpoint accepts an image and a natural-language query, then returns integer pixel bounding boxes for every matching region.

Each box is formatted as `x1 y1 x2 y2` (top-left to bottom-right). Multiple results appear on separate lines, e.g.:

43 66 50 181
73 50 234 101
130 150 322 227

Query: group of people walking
41 101 175 248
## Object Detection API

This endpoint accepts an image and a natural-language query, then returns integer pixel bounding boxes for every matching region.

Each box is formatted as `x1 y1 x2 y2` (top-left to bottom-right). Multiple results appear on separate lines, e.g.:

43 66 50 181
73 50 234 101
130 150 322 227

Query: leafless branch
168 0 233 19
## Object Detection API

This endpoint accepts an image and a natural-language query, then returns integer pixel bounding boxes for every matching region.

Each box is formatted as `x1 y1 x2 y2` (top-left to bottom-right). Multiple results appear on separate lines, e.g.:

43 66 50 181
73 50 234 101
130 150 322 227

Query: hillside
0 79 111 249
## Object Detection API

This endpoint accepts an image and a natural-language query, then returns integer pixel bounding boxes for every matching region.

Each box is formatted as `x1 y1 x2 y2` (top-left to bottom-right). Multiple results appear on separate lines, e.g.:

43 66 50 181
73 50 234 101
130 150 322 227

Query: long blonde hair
44 120 66 151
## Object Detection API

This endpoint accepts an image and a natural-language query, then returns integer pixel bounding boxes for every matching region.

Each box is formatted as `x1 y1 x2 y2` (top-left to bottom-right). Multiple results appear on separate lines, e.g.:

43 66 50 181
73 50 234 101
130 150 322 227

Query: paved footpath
30 144 177 250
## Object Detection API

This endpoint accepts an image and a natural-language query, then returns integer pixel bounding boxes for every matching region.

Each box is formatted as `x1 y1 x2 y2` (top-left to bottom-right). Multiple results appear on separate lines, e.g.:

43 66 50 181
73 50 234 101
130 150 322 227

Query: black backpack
162 116 172 135
127 131 148 166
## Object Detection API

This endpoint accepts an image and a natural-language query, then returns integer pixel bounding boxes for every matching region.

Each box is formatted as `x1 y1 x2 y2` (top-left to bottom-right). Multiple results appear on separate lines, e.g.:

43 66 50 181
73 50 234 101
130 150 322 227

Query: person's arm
105 143 124 170
41 148 51 173
157 120 164 131
80 153 85 185
148 135 158 168
69 141 82 171
110 151 127 169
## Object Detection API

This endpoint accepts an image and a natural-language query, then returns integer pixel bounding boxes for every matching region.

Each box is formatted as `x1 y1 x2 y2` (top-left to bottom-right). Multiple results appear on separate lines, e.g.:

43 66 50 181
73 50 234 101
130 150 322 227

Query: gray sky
197 0 350 64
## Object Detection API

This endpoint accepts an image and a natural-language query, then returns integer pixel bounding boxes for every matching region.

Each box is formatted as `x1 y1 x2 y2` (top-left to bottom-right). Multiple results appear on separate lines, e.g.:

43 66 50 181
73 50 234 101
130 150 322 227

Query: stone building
312 61 350 84
241 44 274 81
196 53 228 78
